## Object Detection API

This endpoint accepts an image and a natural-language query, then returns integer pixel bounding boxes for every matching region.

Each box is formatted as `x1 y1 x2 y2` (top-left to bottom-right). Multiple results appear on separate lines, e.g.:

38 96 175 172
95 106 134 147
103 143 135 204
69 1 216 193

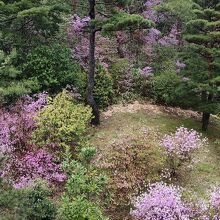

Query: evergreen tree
182 0 220 131
72 0 153 125
0 0 69 53
0 0 70 103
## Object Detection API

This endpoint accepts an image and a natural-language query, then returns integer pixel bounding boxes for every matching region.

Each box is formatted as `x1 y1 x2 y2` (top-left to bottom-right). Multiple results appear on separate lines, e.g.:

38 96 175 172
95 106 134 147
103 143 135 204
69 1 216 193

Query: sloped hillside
89 102 220 219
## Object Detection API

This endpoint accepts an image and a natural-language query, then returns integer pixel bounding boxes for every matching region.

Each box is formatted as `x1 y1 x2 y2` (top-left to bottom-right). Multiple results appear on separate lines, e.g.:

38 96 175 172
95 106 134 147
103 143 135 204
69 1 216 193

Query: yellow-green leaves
32 90 92 151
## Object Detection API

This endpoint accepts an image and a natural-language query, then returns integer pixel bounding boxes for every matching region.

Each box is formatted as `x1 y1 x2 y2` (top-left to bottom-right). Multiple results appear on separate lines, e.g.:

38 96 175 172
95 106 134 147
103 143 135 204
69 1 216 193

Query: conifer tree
72 0 153 125
0 0 68 53
183 0 220 131
0 0 69 103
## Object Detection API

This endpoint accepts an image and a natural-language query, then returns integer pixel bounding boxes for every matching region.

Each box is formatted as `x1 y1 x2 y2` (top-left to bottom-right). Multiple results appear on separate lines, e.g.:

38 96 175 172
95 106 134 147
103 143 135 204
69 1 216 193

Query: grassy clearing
88 103 220 219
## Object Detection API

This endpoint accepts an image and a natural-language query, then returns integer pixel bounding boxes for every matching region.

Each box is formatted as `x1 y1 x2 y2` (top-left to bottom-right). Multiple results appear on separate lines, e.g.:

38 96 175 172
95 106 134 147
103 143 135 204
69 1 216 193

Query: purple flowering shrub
161 127 207 158
209 187 220 219
3 149 65 189
0 93 47 154
0 94 65 188
160 127 207 178
131 182 189 220
131 182 220 220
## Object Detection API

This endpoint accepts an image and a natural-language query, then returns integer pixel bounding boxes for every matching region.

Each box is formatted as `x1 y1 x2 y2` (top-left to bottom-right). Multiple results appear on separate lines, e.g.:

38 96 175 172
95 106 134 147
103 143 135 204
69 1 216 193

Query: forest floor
88 101 220 218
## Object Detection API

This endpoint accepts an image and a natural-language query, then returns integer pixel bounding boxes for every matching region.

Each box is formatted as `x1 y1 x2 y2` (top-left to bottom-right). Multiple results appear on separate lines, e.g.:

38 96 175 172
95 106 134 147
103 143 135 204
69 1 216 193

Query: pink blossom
210 187 220 208
139 66 153 77
131 182 189 220
176 60 186 73
161 127 207 159
2 149 65 189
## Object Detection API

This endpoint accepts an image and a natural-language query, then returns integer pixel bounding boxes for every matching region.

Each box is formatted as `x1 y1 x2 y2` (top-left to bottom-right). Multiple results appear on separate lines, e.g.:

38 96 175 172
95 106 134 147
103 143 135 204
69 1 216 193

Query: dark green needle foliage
181 0 220 130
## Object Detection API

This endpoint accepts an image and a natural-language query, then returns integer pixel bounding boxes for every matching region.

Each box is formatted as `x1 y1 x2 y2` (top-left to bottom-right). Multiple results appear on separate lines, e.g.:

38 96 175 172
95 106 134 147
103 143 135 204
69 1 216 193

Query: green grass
88 106 220 218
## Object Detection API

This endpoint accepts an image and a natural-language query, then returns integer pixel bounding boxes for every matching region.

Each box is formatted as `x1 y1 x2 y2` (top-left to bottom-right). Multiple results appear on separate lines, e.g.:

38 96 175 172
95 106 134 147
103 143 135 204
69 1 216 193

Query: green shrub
151 72 181 105
22 43 86 95
108 58 134 95
0 181 56 220
32 90 92 152
108 58 130 87
59 147 108 220
94 66 114 109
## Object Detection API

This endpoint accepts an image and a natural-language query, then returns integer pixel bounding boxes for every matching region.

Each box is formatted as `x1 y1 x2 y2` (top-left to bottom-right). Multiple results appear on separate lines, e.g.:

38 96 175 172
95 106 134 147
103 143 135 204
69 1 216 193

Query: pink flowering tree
0 94 65 188
139 0 181 76
160 127 207 178
131 182 189 220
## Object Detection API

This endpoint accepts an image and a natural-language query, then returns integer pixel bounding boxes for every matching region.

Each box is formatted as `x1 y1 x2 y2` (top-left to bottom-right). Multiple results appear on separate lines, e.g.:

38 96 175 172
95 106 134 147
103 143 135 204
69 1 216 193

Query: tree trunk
202 112 210 131
70 0 77 11
86 0 100 125
201 93 213 131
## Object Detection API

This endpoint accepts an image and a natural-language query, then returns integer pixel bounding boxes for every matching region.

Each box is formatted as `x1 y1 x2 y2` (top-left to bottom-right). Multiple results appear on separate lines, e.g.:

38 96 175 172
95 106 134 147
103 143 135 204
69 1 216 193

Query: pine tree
0 0 69 103
183 0 220 131
0 0 69 53
72 0 153 125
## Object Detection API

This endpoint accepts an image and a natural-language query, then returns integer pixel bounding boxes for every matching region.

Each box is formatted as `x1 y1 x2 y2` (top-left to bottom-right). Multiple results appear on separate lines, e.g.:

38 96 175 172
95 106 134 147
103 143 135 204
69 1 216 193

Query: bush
151 72 181 105
0 93 65 188
3 149 66 189
209 187 220 219
94 66 114 109
99 131 164 218
59 147 108 220
22 43 86 95
160 127 207 178
108 59 135 100
32 90 92 152
131 182 189 220
0 181 57 220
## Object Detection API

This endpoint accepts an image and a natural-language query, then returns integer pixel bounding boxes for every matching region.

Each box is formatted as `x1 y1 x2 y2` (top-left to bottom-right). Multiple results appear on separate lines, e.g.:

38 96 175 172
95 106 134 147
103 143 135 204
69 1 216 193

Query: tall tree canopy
71 0 153 125
182 0 220 130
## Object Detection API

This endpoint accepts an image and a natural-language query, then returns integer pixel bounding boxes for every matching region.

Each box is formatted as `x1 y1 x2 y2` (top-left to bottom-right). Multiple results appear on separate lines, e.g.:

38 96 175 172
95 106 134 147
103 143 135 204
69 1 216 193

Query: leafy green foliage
108 58 139 102
151 72 181 105
22 44 86 94
0 180 56 220
109 58 131 93
59 147 108 220
32 90 92 152
94 66 114 109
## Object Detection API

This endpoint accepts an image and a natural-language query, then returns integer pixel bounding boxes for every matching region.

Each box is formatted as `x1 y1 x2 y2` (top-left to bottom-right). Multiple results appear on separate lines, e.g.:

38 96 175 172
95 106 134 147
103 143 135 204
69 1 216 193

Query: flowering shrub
131 182 189 220
161 127 207 159
209 187 220 219
0 93 66 188
160 127 207 178
0 93 47 155
2 149 65 189
210 187 220 208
